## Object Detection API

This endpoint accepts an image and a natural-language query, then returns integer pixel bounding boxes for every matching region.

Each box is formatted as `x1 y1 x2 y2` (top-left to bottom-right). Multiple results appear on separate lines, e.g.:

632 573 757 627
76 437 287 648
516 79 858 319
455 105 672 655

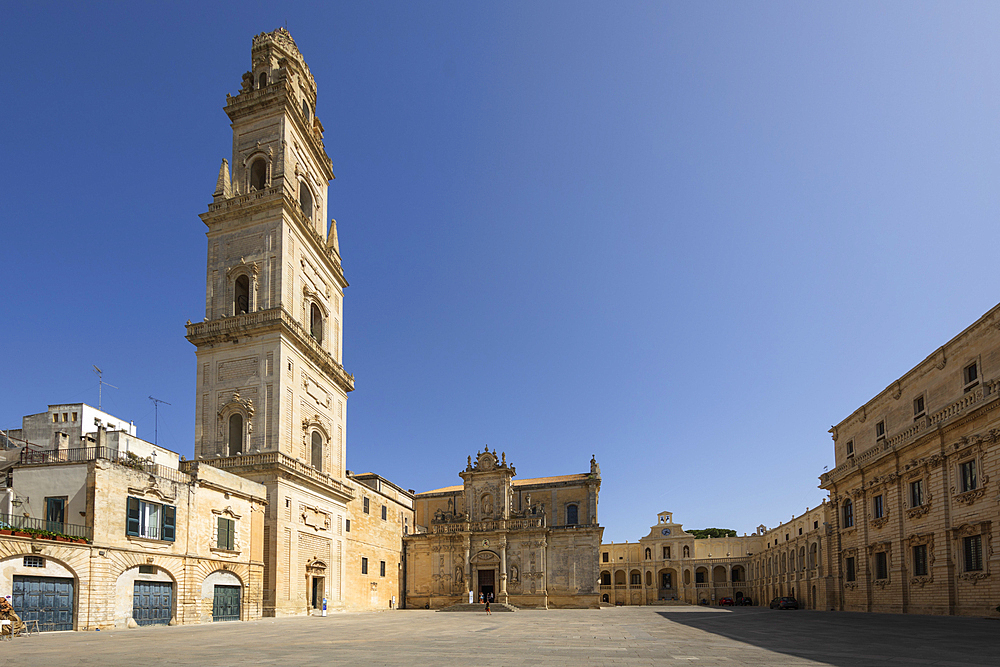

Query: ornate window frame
842 547 858 589
226 260 260 316
905 532 934 586
217 391 254 456
868 541 892 587
243 146 272 193
952 521 991 583
302 414 330 472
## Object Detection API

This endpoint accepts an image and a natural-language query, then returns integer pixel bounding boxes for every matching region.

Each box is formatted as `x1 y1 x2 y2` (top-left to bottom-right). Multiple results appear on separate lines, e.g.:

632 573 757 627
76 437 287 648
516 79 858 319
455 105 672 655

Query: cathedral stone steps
437 602 518 612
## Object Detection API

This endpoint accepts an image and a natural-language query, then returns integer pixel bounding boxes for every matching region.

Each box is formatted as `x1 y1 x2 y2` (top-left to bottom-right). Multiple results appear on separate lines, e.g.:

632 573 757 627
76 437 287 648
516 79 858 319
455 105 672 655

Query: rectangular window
52 414 58 423
913 544 928 577
913 395 925 418
71 412 77 421
964 535 983 572
875 420 885 440
909 480 924 507
798 527 803 535
602 552 609 563
875 552 888 580
363 497 369 514
960 460 977 492
44 496 66 532
381 505 387 521
380 560 386 577
813 521 819 529
218 517 235 550
361 557 368 575
845 557 856 582
964 362 979 391
138 565 156 575
23 556 45 568
846 440 854 457
126 496 176 541
843 501 854 528
873 495 884 519
346 519 351 532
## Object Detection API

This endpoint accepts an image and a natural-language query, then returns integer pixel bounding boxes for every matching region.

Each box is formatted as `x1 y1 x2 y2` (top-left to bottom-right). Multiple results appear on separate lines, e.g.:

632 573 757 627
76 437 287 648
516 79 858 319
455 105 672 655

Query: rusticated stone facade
820 302 1000 617
0 444 265 629
404 449 603 609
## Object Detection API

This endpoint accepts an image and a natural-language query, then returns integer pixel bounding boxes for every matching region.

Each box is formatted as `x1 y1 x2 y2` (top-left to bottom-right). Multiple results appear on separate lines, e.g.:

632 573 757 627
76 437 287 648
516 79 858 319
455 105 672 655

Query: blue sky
3 2 1000 542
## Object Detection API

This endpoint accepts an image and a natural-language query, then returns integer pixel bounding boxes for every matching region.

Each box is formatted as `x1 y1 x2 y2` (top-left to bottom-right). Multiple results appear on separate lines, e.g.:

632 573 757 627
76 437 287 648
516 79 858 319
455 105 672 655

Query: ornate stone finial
467 455 472 471
590 455 600 477
214 158 232 199
501 452 506 465
327 219 340 255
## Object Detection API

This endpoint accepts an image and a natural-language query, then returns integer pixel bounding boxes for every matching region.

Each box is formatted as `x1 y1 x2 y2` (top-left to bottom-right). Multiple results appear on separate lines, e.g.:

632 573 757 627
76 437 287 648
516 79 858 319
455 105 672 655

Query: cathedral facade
404 449 604 609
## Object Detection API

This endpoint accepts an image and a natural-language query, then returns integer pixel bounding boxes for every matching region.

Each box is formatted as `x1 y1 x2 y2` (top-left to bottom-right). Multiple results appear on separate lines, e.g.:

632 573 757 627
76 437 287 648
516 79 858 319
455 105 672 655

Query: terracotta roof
417 473 590 496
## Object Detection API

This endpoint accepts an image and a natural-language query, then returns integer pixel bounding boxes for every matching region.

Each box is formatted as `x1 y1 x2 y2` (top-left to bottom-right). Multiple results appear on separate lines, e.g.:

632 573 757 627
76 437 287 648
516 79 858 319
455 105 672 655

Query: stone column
499 536 508 603
463 535 471 595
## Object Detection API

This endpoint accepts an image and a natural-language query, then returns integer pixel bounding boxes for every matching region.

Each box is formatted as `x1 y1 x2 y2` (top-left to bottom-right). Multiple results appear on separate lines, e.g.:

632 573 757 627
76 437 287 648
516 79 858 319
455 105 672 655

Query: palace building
820 303 1000 616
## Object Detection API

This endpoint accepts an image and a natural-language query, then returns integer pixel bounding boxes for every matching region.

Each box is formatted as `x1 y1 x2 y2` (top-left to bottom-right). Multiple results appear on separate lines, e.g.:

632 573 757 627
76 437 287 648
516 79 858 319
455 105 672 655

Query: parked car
769 597 799 610
718 597 734 606
739 597 754 606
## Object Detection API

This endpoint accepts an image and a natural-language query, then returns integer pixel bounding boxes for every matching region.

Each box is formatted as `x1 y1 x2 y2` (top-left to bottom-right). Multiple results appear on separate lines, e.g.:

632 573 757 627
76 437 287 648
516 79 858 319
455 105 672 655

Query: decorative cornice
186 307 354 394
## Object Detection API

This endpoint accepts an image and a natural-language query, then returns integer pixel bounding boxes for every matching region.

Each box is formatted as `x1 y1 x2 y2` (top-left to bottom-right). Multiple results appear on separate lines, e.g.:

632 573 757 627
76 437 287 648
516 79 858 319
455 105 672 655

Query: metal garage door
212 585 241 622
133 581 173 626
12 575 74 632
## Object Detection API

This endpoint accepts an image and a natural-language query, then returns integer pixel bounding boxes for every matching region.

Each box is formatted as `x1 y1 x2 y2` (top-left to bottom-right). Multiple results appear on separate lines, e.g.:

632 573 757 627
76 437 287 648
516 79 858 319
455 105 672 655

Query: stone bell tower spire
185 28 354 616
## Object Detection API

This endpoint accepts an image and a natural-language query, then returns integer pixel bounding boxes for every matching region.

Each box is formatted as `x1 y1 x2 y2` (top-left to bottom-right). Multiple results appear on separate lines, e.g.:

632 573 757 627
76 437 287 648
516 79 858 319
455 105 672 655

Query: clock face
661 528 671 536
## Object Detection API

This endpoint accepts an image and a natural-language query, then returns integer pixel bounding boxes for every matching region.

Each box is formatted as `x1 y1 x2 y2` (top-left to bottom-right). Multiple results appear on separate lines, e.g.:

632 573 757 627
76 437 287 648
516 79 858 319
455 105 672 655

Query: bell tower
186 28 354 616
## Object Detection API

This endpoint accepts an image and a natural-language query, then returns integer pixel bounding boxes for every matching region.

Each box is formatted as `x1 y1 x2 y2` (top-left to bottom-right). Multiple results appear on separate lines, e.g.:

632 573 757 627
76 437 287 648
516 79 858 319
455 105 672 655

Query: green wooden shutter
161 505 176 542
126 497 141 536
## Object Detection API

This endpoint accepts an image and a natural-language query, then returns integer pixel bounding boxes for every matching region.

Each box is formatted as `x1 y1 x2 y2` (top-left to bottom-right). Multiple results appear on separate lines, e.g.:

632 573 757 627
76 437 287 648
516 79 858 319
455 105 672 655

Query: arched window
310 303 323 343
809 543 818 569
234 274 250 315
645 571 652 587
311 431 323 471
250 158 267 191
258 72 268 89
600 571 611 585
299 182 313 219
799 547 806 571
228 413 243 456
566 504 578 525
644 547 651 560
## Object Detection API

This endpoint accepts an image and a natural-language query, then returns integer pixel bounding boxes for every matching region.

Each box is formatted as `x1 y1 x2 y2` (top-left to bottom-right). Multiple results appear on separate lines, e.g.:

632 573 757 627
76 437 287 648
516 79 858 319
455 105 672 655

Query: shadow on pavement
656 607 997 667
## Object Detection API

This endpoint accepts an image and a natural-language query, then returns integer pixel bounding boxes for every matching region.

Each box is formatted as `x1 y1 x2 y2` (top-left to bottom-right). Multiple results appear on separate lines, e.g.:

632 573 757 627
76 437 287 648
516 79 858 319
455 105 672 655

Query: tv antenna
93 366 117 410
148 396 172 445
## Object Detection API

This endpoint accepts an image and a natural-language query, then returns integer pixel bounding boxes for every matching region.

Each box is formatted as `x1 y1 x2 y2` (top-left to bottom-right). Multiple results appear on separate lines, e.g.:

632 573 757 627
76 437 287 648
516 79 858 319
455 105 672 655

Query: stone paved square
3 606 997 667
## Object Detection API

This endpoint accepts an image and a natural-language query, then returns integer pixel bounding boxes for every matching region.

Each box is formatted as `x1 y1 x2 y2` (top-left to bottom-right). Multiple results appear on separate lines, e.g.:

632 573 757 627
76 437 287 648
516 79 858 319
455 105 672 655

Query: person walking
485 598 491 615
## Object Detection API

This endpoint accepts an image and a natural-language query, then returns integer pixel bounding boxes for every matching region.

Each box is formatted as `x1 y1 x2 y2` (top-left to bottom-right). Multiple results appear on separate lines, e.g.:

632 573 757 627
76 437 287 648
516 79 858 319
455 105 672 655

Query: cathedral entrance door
478 569 495 601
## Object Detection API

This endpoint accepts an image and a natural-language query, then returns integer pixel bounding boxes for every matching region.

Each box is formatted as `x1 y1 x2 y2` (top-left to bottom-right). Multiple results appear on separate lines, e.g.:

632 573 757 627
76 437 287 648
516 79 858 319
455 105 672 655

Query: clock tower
185 28 354 616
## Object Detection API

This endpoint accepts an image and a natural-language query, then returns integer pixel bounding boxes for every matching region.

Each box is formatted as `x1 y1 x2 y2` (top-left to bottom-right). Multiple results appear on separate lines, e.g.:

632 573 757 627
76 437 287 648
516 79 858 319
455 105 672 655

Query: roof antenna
93 366 118 411
148 396 172 445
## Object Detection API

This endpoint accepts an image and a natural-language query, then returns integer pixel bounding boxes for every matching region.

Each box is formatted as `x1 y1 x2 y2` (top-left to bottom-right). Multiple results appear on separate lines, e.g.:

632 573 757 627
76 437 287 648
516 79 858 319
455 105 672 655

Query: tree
689 528 737 539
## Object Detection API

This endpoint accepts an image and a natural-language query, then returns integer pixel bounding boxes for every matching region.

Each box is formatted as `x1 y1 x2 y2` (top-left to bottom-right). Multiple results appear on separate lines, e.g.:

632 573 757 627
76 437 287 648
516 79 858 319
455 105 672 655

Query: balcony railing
183 452 354 500
19 446 189 483
426 516 546 535
0 512 92 541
